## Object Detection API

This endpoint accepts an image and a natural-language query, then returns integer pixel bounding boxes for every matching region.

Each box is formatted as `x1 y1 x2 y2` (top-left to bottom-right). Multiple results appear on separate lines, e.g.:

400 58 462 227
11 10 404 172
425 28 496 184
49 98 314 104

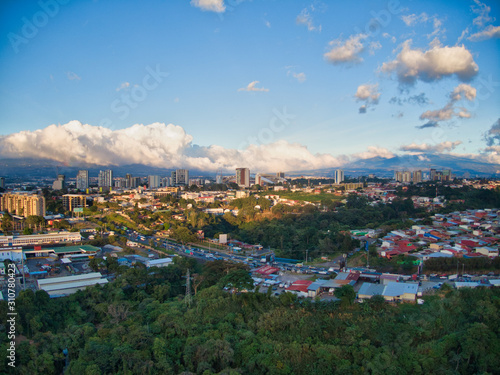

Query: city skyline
0 0 499 173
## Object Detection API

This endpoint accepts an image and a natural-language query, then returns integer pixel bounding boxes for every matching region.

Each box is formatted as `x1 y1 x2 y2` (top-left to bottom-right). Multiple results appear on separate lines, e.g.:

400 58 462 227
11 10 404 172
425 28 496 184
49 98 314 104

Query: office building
175 169 189 186
98 170 113 187
148 175 161 189
76 170 89 190
236 168 250 187
52 174 65 190
276 172 285 179
0 193 46 217
62 194 87 212
334 169 344 184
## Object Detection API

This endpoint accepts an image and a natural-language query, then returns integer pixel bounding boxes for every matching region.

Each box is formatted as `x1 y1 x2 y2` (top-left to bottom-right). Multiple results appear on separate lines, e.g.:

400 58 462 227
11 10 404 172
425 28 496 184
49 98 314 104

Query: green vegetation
2 261 499 374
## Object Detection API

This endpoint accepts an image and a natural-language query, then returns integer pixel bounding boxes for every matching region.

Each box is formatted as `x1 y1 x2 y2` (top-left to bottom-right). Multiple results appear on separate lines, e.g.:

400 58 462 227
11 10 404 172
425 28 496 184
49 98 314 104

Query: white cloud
354 83 380 103
0 121 351 172
401 12 429 26
381 40 479 85
418 83 476 124
383 32 397 43
67 72 81 81
324 33 367 65
468 25 500 41
420 103 454 122
355 83 380 114
471 0 494 28
400 140 462 153
369 41 382 55
190 0 225 13
450 83 476 101
116 82 130 91
352 146 394 160
296 7 321 32
238 81 269 92
292 72 306 83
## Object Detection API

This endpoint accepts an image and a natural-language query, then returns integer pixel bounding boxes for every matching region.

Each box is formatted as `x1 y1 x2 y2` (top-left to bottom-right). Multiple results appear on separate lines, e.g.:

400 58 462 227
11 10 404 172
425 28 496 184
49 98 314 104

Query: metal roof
383 282 418 297
358 282 385 297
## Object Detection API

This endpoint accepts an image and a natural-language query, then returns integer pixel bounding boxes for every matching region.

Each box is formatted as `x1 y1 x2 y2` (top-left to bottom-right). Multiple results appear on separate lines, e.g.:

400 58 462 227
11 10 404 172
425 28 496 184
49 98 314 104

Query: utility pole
305 249 309 264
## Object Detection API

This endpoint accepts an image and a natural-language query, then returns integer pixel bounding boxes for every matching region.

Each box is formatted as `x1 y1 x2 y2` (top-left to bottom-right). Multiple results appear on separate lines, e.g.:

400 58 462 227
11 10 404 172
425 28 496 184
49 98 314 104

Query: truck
448 274 458 280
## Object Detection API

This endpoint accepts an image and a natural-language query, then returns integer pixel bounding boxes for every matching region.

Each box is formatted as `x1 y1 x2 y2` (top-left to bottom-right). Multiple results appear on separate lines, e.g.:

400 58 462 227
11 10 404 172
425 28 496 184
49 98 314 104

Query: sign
219 234 227 244
74 208 84 213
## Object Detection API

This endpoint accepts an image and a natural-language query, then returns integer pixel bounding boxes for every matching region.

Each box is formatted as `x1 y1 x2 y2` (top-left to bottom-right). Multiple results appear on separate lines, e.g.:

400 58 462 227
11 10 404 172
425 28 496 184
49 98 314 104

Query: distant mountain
1 153 499 180
0 158 212 179
288 154 500 178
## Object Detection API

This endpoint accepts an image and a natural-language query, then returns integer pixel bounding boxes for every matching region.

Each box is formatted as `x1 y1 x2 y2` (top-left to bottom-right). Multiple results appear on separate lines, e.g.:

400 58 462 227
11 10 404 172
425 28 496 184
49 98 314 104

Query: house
475 246 498 258
307 280 327 298
382 282 418 302
357 282 385 300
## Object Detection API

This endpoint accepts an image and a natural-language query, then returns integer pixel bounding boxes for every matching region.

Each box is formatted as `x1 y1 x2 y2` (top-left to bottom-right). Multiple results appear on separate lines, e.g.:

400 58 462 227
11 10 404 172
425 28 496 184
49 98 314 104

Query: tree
334 285 356 306
219 269 254 292
1 212 13 233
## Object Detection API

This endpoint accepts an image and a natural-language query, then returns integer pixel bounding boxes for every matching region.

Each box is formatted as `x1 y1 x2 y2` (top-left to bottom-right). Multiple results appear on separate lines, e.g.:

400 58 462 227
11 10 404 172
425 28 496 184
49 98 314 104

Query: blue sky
0 0 499 172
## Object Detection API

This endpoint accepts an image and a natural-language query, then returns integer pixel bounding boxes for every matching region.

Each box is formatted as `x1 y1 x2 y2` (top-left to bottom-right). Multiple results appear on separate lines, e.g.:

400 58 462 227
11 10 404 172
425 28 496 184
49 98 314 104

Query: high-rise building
276 172 285 179
0 177 4 189
148 175 161 189
1 193 46 217
255 173 262 186
215 174 223 184
430 169 437 181
175 169 189 186
98 170 113 187
334 169 344 184
412 170 422 183
62 194 87 212
162 177 172 187
402 171 412 183
236 168 250 187
76 170 89 190
52 174 65 190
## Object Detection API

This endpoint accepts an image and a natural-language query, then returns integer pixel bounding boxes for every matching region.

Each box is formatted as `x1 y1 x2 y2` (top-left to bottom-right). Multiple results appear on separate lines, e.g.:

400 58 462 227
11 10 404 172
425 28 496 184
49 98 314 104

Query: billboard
219 234 227 244
74 208 84 213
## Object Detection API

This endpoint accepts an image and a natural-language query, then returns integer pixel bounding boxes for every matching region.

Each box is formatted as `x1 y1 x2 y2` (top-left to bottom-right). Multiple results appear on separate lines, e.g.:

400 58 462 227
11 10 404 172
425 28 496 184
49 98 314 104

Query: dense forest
2 259 499 374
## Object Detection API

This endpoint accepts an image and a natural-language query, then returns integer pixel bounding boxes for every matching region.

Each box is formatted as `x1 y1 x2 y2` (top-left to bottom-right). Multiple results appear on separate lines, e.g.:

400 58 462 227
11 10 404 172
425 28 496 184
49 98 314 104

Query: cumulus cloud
450 83 477 101
238 81 269 92
381 40 479 85
484 118 500 146
418 83 476 124
324 33 367 65
116 82 130 91
355 83 380 113
420 103 455 122
468 25 500 41
190 0 225 13
352 146 395 160
400 140 462 153
355 84 380 103
0 121 352 173
67 72 81 81
296 7 321 32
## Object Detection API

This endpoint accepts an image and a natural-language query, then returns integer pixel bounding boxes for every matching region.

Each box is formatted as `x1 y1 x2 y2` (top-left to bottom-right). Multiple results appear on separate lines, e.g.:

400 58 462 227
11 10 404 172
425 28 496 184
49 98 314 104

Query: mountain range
1 153 499 180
